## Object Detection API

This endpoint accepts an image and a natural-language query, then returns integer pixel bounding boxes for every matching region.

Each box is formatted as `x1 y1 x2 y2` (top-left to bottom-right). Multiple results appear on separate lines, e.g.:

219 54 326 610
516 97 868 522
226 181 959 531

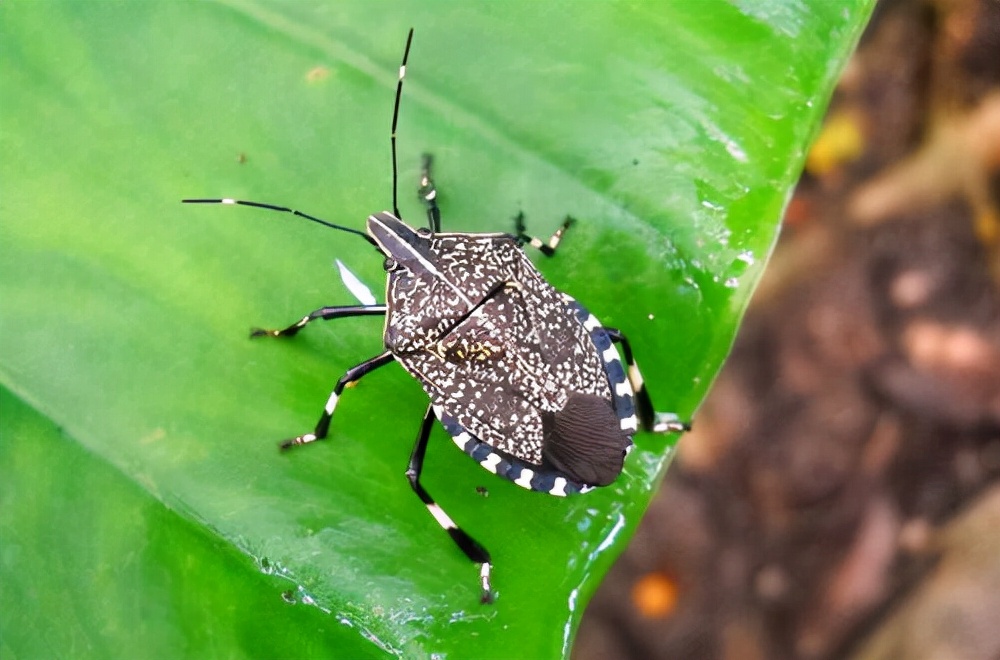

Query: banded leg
514 212 574 257
280 350 395 450
418 153 442 232
407 404 494 603
604 328 690 433
251 304 387 338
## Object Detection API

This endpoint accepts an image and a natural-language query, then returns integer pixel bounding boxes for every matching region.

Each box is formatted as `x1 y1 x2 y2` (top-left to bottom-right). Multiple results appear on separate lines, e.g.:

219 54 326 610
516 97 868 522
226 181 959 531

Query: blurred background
576 0 1000 658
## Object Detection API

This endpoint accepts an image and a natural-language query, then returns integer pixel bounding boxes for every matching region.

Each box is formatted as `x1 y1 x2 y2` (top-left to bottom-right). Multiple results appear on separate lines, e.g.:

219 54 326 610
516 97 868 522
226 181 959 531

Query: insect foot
653 412 692 434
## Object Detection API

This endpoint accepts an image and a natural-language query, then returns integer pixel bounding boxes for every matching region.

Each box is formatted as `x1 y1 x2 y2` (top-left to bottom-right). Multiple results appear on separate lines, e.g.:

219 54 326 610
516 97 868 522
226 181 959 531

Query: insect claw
251 325 303 338
514 211 527 234
479 563 495 604
652 412 690 433
249 327 276 338
279 433 315 451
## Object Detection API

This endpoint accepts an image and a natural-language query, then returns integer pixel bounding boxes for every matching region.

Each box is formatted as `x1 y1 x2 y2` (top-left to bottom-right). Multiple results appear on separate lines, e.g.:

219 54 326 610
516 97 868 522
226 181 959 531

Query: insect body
184 30 688 604
373 213 648 493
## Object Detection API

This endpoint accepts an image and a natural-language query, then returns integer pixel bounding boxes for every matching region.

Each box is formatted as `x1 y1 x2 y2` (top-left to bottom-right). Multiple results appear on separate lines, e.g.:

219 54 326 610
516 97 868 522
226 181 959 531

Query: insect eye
416 227 433 238
383 257 398 271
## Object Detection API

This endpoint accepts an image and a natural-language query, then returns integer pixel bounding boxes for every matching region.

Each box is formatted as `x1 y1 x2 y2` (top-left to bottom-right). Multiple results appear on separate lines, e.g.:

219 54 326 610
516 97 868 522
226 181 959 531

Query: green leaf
0 1 872 657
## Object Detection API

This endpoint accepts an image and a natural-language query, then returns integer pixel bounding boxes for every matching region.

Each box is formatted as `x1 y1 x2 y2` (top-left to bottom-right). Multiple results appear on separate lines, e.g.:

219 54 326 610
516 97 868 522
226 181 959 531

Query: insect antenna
182 198 377 247
186 30 416 245
391 28 415 221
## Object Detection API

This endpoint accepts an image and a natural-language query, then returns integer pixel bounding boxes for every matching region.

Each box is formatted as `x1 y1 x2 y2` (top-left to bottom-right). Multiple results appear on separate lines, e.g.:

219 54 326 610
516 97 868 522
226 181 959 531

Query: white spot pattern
551 477 568 497
480 452 501 474
514 468 535 489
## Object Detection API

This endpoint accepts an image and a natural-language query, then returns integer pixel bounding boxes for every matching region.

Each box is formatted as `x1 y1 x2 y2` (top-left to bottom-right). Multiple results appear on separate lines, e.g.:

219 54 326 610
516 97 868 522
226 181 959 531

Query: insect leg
418 153 442 232
280 350 395 450
407 404 494 603
604 328 690 434
251 304 386 338
514 212 575 257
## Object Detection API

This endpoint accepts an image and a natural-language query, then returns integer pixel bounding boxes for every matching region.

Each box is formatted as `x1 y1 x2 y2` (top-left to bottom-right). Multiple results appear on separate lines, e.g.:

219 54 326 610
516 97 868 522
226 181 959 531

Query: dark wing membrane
538 390 628 486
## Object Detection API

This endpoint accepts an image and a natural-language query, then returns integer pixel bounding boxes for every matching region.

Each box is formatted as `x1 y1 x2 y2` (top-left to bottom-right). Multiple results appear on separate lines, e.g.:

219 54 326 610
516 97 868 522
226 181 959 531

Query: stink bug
184 29 688 603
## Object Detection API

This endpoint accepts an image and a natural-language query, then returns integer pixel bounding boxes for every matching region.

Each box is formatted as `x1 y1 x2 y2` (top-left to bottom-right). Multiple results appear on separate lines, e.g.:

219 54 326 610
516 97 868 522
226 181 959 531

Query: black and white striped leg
604 328 690 434
418 153 442 232
251 304 387 338
407 404 494 603
514 212 575 257
280 350 395 450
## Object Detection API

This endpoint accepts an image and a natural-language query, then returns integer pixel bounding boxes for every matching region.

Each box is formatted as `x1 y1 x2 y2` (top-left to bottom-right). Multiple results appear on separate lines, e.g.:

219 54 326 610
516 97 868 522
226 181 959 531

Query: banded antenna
391 28 415 220
181 198 376 246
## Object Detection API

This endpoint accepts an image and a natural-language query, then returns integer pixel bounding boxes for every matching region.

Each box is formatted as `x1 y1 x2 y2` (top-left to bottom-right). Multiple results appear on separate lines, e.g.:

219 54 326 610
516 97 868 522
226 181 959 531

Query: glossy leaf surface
0 1 872 657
